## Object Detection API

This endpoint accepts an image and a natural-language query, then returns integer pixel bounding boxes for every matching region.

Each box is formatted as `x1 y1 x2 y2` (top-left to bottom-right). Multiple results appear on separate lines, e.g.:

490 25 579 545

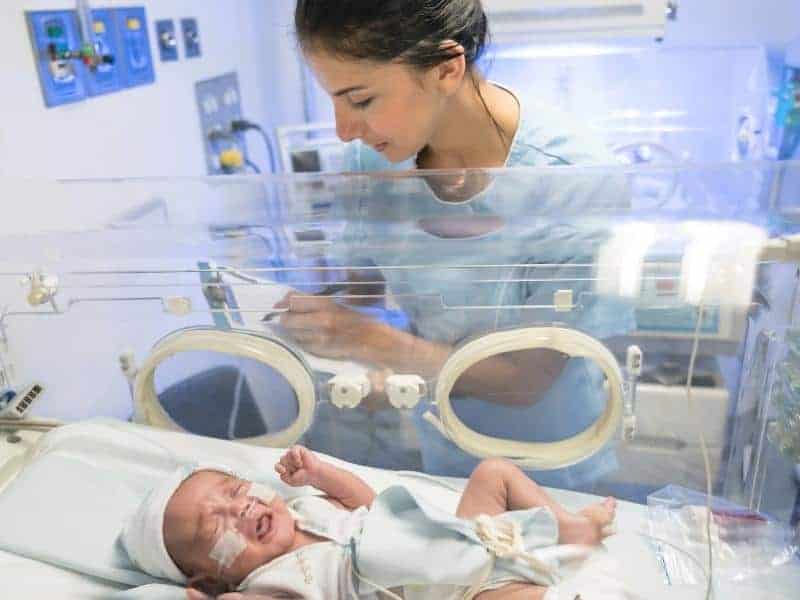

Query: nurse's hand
274 292 378 360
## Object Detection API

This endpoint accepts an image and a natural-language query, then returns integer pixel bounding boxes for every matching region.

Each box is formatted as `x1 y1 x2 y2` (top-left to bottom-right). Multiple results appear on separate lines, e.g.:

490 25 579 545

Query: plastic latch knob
328 374 371 409
385 375 427 409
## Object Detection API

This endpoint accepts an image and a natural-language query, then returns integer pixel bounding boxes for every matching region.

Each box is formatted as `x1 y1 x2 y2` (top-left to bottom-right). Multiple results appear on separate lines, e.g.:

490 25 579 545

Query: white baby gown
236 485 616 600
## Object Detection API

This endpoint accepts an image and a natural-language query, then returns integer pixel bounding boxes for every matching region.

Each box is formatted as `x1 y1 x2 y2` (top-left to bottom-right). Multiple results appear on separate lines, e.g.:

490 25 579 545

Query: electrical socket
195 72 246 175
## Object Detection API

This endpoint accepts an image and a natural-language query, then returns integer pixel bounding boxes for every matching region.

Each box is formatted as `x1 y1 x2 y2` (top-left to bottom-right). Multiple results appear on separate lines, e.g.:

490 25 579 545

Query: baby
122 447 616 600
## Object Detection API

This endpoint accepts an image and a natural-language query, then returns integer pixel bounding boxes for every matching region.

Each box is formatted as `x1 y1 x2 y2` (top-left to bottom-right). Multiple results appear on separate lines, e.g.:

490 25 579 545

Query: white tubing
433 327 624 470
133 328 316 448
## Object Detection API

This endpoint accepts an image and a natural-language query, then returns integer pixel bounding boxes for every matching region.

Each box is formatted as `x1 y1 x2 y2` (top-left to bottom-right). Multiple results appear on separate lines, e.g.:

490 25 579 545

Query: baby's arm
276 446 376 509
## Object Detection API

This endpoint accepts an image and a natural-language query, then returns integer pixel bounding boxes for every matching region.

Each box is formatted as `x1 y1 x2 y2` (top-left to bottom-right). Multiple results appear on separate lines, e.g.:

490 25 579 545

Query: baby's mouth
256 513 271 541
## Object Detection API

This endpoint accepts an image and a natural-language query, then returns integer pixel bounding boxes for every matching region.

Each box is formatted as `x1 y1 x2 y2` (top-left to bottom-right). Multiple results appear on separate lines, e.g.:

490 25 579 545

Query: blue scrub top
337 87 634 489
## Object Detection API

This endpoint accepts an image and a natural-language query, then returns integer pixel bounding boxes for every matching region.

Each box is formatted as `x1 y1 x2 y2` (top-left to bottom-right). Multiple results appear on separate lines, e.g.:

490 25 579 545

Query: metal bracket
24 270 60 309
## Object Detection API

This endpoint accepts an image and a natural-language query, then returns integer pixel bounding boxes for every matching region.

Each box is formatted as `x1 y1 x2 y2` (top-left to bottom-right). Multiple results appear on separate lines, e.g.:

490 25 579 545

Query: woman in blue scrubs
280 0 633 489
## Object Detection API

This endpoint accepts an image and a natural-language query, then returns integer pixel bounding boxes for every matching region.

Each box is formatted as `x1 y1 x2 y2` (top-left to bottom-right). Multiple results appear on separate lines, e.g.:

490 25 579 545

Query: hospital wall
0 0 305 179
663 0 800 55
301 0 800 125
0 1 304 421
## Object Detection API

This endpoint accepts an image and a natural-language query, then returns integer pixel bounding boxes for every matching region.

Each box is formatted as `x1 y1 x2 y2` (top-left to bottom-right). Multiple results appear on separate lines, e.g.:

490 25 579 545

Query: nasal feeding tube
209 481 277 572
622 346 643 441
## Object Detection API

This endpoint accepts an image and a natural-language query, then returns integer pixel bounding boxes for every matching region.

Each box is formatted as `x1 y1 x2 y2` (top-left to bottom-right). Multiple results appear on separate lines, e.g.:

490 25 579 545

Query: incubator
0 160 798 598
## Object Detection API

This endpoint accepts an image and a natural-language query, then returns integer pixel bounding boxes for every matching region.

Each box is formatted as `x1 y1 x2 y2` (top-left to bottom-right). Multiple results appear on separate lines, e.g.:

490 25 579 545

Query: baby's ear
188 573 232 597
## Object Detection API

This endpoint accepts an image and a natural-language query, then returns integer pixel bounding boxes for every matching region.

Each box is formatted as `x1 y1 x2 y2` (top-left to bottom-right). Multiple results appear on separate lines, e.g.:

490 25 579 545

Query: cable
255 127 278 174
227 366 247 440
635 531 710 580
0 345 11 392
0 310 14 392
231 119 278 173
685 304 715 600
245 158 261 174
526 142 572 166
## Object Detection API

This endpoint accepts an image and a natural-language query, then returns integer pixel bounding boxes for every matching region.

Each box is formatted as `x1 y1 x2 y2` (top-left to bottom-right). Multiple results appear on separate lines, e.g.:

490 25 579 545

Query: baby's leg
456 458 616 545
457 458 570 518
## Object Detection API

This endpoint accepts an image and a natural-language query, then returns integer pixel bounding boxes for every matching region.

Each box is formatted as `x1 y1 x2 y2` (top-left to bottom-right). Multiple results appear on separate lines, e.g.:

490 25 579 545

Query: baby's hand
275 445 322 487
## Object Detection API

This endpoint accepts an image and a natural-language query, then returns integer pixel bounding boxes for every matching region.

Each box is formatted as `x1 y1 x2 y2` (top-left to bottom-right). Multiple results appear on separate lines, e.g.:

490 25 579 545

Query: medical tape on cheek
247 482 277 505
209 529 248 571
207 482 278 571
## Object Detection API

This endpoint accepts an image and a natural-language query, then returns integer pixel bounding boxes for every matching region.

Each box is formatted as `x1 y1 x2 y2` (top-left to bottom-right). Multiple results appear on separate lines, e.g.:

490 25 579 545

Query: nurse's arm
360 321 568 405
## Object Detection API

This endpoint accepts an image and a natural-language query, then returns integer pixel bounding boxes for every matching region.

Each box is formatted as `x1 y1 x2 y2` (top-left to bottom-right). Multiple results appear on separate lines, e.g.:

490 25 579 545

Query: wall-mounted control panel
84 8 123 96
113 7 155 87
26 6 168 108
181 18 201 59
155 19 178 62
26 10 89 107
195 72 246 175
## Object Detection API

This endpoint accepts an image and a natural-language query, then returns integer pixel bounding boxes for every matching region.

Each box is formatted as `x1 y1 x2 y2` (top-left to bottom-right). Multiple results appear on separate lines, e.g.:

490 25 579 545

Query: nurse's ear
430 41 467 97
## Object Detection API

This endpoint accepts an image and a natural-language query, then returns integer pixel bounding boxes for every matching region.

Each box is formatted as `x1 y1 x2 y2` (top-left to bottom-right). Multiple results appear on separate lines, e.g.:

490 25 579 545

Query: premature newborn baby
122 447 617 599
161 470 296 590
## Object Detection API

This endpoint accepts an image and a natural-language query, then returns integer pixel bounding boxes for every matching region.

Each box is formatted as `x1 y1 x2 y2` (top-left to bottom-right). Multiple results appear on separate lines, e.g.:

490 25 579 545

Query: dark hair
295 0 489 69
295 1 509 152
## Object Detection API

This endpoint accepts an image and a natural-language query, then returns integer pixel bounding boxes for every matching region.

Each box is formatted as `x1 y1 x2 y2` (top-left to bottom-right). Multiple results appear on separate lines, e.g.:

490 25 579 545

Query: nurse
280 0 634 489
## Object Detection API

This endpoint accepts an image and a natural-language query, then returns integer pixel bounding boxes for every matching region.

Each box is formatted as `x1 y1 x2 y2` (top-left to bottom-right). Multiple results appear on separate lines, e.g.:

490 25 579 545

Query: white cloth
544 553 645 600
121 462 238 585
0 420 668 599
238 495 365 599
240 488 574 600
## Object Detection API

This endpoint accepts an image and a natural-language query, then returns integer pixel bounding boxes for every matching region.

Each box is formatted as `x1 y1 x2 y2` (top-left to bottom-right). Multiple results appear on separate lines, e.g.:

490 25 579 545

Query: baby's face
164 471 295 585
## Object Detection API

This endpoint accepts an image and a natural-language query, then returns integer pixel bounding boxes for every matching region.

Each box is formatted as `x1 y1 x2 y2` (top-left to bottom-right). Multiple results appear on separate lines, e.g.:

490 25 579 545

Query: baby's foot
558 497 617 546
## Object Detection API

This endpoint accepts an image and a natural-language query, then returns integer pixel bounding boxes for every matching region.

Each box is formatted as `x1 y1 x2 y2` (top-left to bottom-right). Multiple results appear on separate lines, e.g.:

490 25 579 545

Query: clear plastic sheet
647 485 798 587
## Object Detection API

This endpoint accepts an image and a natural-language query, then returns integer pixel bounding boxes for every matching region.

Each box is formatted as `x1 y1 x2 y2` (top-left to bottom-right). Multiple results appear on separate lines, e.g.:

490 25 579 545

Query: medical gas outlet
196 73 249 175
27 7 155 108
45 37 114 69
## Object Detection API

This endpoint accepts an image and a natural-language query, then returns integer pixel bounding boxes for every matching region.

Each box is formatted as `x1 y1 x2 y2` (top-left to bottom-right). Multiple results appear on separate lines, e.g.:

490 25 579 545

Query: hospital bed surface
0 549 130 599
0 419 784 599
